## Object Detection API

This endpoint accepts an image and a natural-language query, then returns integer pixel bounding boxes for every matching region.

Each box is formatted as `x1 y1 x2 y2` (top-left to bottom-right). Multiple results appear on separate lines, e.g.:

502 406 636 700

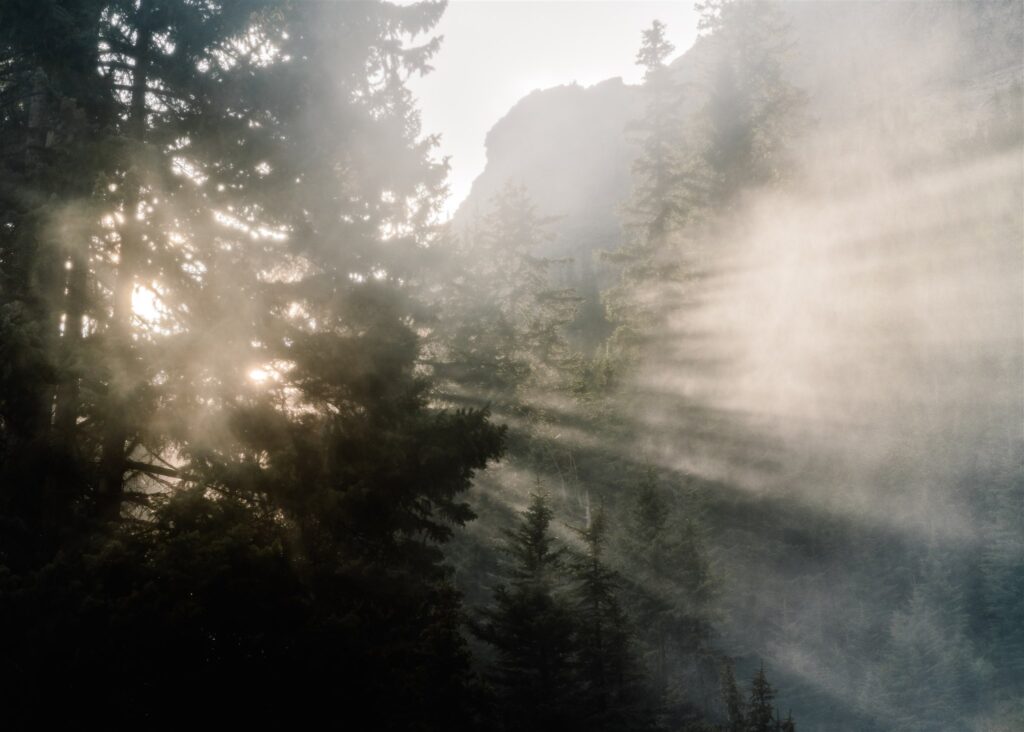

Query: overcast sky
405 1 699 217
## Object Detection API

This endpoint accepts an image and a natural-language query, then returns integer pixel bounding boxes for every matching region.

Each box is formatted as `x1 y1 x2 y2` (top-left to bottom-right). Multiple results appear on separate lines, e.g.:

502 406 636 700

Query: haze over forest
0 2 1021 730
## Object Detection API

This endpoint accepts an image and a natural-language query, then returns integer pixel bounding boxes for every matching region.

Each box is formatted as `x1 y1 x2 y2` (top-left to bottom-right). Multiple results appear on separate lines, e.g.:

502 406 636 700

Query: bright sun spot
131 282 162 325
248 367 271 383
247 360 294 385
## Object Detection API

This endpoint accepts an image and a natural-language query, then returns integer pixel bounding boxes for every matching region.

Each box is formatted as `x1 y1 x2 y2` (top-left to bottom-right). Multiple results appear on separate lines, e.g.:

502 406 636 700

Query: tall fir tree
720 661 746 732
621 469 715 721
475 488 582 731
570 504 655 730
746 664 777 732
602 19 683 356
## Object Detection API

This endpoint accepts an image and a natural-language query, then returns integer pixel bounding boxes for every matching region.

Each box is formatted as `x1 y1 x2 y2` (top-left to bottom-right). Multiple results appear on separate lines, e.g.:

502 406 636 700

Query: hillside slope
449 3 1023 730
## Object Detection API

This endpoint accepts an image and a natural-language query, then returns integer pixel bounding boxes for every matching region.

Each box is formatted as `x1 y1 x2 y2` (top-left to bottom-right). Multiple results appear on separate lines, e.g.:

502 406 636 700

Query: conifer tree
83 0 280 517
604 3 804 366
475 489 581 731
602 20 683 354
570 505 645 728
152 2 506 724
622 469 715 716
434 182 580 400
720 661 746 732
717 661 795 732
747 664 777 732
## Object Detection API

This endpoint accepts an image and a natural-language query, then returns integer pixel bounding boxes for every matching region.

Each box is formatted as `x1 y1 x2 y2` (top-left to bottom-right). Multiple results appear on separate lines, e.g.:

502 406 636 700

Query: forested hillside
0 1 1020 730
446 1 1023 730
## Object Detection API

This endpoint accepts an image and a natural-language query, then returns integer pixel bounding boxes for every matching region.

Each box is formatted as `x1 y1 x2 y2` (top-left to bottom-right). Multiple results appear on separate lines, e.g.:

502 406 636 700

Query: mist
0 1 1020 730
441 3 1023 729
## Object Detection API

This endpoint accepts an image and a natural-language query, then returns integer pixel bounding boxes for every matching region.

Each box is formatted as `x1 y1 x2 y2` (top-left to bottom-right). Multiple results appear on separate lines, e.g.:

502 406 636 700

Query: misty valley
0 1 1021 730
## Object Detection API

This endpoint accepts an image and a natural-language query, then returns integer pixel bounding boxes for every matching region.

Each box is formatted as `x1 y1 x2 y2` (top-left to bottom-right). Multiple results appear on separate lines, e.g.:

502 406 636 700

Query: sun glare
248 367 271 383
131 282 163 325
247 360 294 385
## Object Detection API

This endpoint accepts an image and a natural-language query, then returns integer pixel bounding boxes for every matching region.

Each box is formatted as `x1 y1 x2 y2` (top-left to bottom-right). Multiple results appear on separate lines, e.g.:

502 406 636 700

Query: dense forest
0 1 1021 730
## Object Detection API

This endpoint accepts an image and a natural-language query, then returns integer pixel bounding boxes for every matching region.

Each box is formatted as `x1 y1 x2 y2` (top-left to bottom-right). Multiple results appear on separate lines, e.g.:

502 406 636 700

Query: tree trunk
24 67 57 441
54 247 86 441
97 12 152 519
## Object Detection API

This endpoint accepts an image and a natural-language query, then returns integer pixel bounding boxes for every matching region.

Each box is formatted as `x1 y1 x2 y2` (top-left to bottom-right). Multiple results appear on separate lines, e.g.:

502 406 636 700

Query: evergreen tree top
636 19 675 79
501 487 565 584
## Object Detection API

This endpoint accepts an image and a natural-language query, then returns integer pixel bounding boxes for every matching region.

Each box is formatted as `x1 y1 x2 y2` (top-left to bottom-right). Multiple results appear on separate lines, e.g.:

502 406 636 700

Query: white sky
405 1 699 217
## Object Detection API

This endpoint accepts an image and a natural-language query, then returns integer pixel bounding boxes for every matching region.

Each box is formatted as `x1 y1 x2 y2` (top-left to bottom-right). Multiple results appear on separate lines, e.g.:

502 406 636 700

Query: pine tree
79 0 282 517
717 661 796 732
622 469 715 719
0 0 289 524
747 663 777 732
630 19 681 240
720 661 746 732
157 2 507 724
475 488 581 731
569 505 650 729
602 20 683 355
